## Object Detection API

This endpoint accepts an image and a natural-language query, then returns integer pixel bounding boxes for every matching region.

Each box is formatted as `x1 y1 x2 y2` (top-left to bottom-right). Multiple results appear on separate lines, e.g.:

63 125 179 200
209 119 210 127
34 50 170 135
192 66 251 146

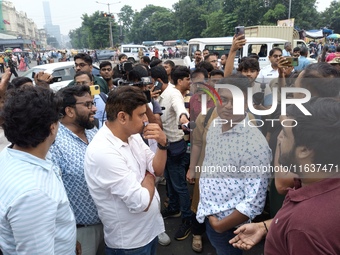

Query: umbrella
5 49 12 53
327 34 340 39
13 48 22 52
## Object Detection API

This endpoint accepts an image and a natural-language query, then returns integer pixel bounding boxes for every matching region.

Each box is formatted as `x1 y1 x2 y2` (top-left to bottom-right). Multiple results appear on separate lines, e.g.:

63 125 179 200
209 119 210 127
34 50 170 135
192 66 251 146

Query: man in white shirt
282 42 292 56
190 50 202 70
84 86 168 254
256 47 282 85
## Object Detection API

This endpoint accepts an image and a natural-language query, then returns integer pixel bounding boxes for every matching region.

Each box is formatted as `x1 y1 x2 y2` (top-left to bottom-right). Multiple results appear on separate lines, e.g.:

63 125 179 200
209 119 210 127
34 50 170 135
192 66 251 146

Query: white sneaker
158 232 171 246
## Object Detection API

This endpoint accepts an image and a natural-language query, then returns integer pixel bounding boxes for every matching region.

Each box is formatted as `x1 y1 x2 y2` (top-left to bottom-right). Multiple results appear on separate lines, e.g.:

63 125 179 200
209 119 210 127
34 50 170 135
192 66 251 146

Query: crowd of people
0 34 340 255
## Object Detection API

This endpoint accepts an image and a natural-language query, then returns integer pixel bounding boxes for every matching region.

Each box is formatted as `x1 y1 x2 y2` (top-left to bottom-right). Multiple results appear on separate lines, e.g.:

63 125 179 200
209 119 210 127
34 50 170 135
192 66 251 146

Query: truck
244 25 307 49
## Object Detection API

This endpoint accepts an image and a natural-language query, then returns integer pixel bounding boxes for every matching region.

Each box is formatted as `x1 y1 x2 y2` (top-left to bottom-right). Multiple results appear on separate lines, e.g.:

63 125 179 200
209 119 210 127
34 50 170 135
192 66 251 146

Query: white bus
188 37 292 69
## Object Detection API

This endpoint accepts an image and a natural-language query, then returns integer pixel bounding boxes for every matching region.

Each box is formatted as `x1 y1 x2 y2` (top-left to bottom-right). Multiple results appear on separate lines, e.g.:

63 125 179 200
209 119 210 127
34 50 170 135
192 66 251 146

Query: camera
117 61 133 74
113 76 153 87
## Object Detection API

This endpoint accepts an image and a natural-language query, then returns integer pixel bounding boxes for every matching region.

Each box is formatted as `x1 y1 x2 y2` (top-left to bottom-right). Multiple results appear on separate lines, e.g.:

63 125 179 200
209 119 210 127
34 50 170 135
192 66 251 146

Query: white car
21 61 100 92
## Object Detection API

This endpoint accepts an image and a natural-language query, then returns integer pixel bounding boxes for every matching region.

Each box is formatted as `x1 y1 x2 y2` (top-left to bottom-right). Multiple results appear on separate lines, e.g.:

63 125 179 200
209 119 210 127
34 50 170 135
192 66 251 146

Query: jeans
105 237 158 255
205 218 242 255
164 151 192 219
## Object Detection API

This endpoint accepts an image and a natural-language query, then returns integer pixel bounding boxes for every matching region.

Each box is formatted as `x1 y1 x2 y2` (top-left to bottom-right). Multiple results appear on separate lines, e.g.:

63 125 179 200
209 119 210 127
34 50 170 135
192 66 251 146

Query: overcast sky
8 0 333 35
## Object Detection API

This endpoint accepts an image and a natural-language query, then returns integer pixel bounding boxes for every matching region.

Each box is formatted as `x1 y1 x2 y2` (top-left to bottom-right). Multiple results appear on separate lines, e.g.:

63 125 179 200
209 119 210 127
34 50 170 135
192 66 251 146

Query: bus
142 41 163 47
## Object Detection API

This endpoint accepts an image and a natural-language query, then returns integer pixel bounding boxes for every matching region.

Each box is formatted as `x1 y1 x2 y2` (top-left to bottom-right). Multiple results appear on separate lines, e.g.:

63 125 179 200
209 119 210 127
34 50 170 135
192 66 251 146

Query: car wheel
128 57 135 63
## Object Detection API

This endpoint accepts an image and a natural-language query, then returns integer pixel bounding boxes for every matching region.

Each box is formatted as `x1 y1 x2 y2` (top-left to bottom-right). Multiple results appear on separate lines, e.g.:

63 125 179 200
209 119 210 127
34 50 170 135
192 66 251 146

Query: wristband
157 139 169 150
263 221 268 233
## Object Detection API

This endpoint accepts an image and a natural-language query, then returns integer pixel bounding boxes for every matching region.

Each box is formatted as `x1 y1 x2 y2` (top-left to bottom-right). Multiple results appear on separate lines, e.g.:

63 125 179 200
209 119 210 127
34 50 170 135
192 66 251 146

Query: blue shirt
0 147 76 254
49 123 100 225
294 56 311 72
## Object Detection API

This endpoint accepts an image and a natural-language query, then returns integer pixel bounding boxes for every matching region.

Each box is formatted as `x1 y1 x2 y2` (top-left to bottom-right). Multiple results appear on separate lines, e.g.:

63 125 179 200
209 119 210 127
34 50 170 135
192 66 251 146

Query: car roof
188 37 287 43
29 61 99 71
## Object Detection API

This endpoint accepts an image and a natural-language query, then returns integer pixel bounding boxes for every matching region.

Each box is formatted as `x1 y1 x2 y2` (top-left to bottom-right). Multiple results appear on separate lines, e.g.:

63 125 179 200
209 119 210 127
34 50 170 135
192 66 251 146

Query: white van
187 37 289 69
120 44 155 62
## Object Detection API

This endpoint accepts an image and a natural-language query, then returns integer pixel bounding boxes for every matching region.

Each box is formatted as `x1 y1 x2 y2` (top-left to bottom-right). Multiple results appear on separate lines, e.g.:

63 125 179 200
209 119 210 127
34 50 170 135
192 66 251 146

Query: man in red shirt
228 97 340 255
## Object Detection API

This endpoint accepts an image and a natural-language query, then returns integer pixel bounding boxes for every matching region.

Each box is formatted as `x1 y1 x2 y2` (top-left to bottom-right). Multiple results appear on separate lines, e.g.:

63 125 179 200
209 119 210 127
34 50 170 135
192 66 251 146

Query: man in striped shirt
0 86 76 254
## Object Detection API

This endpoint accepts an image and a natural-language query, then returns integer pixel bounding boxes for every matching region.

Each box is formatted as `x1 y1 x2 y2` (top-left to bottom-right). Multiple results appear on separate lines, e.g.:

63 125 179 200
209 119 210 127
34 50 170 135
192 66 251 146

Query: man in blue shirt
294 47 311 72
0 86 76 254
49 85 104 255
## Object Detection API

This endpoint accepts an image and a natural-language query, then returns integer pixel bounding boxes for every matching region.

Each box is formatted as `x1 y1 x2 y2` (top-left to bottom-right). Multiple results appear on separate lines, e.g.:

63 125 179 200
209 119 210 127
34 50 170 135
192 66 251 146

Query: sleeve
8 190 59 254
235 141 271 219
85 147 151 213
171 90 189 124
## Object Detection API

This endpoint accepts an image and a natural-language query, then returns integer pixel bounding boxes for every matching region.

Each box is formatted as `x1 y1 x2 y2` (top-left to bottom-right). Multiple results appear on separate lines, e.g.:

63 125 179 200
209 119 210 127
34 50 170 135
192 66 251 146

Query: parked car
97 50 116 60
21 61 100 92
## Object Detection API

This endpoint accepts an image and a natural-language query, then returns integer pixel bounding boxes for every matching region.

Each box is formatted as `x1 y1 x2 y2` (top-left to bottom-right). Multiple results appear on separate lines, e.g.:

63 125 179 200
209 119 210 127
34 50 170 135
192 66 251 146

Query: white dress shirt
84 124 164 249
256 64 279 85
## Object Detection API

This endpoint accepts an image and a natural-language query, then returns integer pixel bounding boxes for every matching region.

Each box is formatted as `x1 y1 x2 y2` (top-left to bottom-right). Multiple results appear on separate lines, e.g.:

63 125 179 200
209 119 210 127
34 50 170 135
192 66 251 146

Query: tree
118 5 135 42
319 1 340 33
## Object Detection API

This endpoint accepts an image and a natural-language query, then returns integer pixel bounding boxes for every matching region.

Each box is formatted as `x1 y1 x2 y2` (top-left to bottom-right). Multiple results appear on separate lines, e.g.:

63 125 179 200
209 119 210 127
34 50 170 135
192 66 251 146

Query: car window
131 47 138 53
53 67 75 81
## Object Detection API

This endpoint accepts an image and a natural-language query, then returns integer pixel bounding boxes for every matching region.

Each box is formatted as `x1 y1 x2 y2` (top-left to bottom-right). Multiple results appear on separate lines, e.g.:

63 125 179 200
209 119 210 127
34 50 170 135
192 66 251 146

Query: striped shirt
0 147 76 255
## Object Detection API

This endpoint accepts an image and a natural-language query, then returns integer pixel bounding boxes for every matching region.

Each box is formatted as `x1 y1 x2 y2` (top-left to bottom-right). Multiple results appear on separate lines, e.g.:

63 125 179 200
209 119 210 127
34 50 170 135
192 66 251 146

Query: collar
102 122 129 149
59 122 96 144
287 178 340 202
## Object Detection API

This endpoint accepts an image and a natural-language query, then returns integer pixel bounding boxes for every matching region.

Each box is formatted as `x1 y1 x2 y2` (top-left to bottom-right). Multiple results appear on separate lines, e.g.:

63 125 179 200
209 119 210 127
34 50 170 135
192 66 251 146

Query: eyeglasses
101 68 112 72
75 82 91 86
74 63 89 68
272 54 282 58
75 101 96 109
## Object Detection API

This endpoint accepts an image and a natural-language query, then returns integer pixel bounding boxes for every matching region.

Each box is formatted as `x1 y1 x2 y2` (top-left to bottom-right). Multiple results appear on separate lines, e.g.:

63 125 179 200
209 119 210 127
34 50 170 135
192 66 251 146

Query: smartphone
235 26 245 39
31 72 36 78
90 85 100 95
284 57 299 67
153 81 162 91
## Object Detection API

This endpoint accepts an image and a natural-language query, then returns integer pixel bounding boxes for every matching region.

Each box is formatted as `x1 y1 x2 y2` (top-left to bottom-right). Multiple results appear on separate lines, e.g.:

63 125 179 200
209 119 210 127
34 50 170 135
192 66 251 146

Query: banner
277 18 295 27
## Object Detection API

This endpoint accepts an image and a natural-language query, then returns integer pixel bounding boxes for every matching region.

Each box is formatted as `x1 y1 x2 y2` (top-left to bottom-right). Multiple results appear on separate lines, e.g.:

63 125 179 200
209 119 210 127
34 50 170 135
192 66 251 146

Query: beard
75 113 95 129
278 144 298 170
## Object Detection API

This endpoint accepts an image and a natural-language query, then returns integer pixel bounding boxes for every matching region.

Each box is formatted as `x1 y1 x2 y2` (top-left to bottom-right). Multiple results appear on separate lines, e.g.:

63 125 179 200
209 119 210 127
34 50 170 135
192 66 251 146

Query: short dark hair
118 54 127 61
237 57 260 72
99 61 112 69
287 97 340 167
217 73 251 95
248 53 259 61
106 86 148 121
141 56 151 64
191 68 209 79
150 58 162 68
204 53 216 61
269 47 282 56
74 71 93 82
171 65 191 85
293 47 301 52
299 47 308 57
210 69 224 77
299 63 340 97
2 86 62 148
8 77 33 90
74 53 93 65
128 65 149 82
163 60 175 68
196 61 214 73
150 65 169 84
57 85 91 115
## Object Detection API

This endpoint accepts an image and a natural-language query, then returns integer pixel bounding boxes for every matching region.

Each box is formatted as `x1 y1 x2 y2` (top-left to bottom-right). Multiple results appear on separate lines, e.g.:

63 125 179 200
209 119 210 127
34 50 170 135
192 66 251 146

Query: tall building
42 1 61 46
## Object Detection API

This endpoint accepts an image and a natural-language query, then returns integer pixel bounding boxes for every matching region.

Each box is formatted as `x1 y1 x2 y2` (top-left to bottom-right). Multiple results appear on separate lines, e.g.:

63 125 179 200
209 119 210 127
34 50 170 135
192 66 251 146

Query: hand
34 71 53 86
230 35 246 53
143 123 167 145
76 241 82 255
229 222 265 250
186 166 196 184
149 85 161 98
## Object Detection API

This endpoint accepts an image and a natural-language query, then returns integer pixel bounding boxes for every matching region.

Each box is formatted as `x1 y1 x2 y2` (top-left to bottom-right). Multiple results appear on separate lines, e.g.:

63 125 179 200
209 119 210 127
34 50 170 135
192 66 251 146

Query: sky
7 0 334 35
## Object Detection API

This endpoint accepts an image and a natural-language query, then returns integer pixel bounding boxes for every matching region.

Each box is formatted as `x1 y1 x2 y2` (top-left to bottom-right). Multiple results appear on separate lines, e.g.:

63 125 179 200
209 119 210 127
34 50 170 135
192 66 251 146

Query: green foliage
68 0 337 48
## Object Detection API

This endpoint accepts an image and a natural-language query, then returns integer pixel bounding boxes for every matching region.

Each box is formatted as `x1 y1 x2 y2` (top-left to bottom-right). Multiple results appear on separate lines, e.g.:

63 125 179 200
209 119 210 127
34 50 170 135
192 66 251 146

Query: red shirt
265 178 340 255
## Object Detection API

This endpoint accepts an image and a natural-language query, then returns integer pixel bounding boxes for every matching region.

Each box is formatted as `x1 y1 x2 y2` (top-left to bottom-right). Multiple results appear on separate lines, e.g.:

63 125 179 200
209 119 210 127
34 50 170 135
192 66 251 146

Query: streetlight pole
288 0 292 19
96 1 121 48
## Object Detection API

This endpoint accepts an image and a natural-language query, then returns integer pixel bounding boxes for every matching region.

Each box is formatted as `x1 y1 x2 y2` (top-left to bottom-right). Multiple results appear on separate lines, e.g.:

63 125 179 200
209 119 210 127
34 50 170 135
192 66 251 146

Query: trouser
10 67 18 77
205 218 242 255
105 236 158 255
164 150 192 219
76 223 105 255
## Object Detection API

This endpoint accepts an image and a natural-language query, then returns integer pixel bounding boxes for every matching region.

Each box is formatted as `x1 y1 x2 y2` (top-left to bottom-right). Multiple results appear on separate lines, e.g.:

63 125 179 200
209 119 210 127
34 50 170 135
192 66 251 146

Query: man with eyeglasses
256 47 282 85
68 53 109 94
99 61 114 90
49 85 105 255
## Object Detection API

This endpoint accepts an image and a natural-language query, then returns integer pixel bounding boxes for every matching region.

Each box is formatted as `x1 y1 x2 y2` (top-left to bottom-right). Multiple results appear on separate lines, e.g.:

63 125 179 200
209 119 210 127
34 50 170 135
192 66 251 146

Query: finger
234 226 246 234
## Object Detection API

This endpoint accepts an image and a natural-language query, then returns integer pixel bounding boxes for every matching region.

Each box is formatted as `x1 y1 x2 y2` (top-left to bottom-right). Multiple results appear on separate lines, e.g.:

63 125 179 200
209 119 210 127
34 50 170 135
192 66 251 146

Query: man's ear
296 146 314 161
50 122 58 136
64 106 75 118
117 111 127 124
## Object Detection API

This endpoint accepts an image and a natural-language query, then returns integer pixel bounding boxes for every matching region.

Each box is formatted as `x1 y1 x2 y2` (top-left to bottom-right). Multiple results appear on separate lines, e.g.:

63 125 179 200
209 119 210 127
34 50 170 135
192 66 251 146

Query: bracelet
263 221 268 233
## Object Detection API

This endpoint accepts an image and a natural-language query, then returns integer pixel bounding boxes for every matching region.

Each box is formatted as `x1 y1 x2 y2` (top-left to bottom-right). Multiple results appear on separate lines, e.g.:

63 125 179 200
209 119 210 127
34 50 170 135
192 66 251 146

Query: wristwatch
157 139 170 150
